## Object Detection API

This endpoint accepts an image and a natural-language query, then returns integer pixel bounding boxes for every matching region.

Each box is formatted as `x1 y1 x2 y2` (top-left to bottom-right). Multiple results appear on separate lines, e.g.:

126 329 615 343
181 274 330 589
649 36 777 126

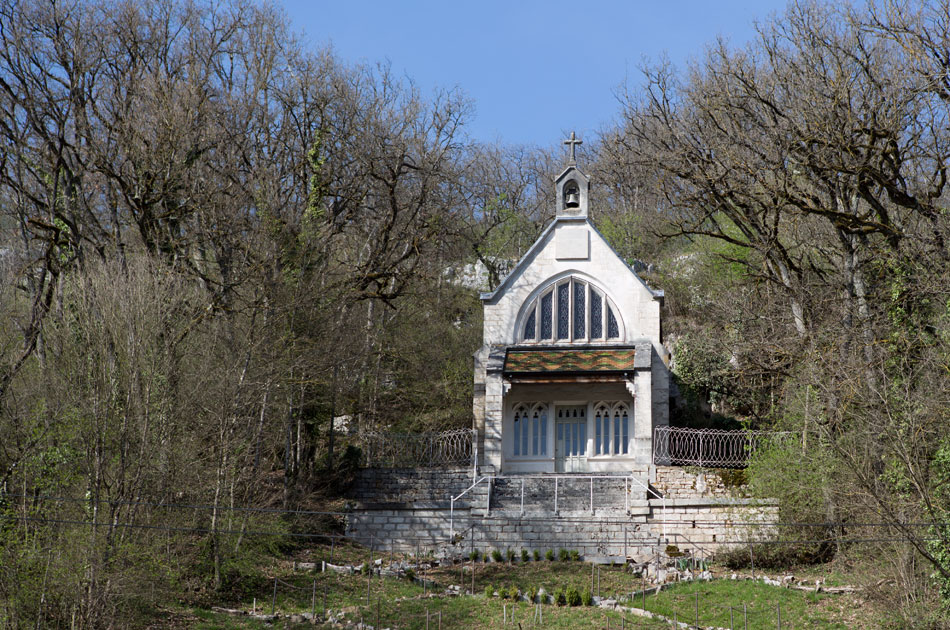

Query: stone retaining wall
344 467 774 559
345 500 776 558
652 466 743 500
346 468 474 505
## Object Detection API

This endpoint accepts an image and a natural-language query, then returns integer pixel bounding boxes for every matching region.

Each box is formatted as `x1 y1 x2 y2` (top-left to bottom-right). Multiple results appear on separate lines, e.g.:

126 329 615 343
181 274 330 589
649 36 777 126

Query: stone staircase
482 472 651 518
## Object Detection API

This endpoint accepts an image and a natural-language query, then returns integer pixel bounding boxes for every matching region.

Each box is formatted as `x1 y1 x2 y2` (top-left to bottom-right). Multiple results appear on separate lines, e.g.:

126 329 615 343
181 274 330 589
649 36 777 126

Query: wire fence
359 428 476 468
652 426 789 468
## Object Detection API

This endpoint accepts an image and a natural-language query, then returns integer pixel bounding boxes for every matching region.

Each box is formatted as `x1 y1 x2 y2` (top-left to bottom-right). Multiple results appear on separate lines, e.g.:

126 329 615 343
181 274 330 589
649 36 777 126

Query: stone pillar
632 367 652 466
482 371 505 474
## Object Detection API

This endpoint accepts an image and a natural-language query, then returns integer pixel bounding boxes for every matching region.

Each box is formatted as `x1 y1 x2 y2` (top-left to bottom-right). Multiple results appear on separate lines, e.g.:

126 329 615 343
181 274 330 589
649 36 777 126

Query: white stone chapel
473 134 669 474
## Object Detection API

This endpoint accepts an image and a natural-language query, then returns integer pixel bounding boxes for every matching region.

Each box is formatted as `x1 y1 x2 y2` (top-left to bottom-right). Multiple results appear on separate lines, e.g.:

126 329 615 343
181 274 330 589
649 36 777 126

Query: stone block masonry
344 468 776 559
652 466 743 500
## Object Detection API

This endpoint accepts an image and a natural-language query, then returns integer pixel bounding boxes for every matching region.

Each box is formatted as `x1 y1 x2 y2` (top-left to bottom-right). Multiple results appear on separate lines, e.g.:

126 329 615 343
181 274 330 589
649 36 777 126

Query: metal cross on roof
563 131 582 163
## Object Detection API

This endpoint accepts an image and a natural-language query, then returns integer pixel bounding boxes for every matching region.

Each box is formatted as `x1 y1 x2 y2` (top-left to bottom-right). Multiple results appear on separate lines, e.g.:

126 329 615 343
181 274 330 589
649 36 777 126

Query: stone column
632 367 653 466
482 371 505 474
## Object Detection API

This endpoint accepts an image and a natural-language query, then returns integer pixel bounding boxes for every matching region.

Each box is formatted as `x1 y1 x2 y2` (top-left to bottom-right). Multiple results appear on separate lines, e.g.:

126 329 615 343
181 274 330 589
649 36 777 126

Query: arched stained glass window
517 276 623 343
607 306 619 339
590 289 603 339
556 283 570 340
523 310 536 340
540 292 553 339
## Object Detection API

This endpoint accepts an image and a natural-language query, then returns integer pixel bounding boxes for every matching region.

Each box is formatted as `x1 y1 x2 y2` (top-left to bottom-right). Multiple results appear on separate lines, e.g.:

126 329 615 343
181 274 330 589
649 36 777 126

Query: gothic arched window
593 402 631 456
520 276 623 343
512 403 548 457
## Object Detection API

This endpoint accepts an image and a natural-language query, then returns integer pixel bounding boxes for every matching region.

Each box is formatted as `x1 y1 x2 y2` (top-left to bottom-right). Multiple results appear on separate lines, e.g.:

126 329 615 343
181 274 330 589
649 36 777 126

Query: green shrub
558 548 570 562
360 562 370 575
404 568 415 581
545 549 555 561
528 587 539 603
491 549 503 563
506 585 519 600
521 549 530 562
566 586 582 607
582 587 593 606
469 550 479 562
507 548 516 563
569 549 580 561
533 549 541 561
554 588 566 606
485 584 494 598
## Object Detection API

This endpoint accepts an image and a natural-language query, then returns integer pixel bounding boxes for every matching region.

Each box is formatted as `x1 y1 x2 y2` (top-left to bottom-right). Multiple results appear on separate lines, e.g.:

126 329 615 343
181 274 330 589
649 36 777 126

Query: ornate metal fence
358 428 476 468
653 426 784 468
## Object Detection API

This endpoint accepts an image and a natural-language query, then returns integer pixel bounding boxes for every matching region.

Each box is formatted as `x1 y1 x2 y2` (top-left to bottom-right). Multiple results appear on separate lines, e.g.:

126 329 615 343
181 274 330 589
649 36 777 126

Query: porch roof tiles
504 344 649 374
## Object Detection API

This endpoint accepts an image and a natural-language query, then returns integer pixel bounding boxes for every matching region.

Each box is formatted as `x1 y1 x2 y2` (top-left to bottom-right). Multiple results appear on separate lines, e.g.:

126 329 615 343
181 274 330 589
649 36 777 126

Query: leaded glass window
556 282 569 339
573 281 586 339
517 276 623 343
590 290 603 339
540 292 553 339
607 305 619 339
523 310 536 340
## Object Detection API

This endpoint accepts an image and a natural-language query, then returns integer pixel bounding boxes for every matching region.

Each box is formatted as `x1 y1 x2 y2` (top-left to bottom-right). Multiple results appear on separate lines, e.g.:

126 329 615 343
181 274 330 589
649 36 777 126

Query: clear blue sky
279 0 789 147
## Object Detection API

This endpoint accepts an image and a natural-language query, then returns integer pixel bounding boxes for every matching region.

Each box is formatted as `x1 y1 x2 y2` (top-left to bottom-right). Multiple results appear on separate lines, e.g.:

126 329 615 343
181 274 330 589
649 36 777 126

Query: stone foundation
344 468 775 559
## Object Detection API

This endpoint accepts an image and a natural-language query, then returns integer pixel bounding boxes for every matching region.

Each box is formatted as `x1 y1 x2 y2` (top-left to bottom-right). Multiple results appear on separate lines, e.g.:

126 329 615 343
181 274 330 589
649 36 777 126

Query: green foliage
505 585 520 600
521 549 530 562
566 586 582 607
403 568 415 582
484 583 494 598
569 550 580 561
558 548 570 562
553 588 567 606
469 550 479 562
671 334 737 426
533 549 541 562
746 438 837 563
491 549 503 563
506 548 515 563
545 549 555 562
582 587 593 606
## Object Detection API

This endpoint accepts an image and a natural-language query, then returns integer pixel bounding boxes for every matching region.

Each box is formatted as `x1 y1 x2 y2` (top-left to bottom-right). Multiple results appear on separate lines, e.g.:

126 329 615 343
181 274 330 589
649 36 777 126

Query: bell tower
555 131 590 219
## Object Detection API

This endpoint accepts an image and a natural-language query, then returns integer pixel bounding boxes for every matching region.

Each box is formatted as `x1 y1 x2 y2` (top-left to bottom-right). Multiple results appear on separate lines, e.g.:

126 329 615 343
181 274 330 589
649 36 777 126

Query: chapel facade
473 137 669 474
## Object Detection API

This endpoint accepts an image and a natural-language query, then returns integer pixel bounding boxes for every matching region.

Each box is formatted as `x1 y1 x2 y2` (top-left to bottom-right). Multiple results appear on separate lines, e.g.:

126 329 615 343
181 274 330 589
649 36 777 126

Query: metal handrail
450 476 492 540
494 474 648 516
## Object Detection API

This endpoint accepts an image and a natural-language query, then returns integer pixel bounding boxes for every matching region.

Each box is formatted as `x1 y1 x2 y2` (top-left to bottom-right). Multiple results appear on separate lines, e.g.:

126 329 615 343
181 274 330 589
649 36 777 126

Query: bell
565 192 580 207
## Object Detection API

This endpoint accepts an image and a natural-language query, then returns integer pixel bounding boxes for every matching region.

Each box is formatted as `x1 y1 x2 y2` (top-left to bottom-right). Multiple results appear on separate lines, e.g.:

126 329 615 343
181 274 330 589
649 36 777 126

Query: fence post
311 579 316 621
472 429 478 481
699 431 704 468
271 576 277 615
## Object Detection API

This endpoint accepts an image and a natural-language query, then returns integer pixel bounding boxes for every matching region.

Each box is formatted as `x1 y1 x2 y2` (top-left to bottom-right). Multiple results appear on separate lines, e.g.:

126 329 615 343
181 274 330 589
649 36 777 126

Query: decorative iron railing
652 426 784 468
359 428 476 469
